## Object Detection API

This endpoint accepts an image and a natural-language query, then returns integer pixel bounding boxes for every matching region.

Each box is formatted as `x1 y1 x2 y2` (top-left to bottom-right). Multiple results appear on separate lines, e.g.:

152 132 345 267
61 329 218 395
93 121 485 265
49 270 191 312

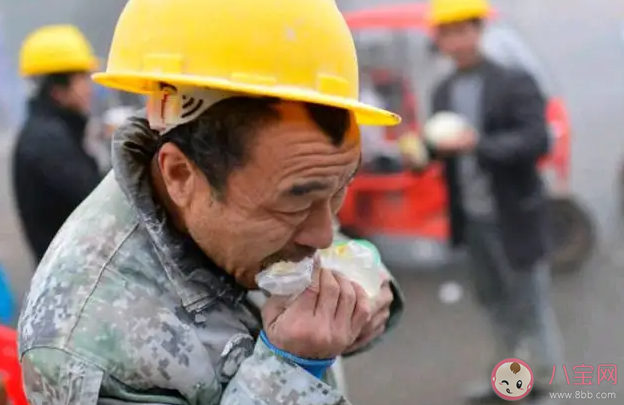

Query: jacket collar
111 110 246 312
436 57 501 128
28 96 89 142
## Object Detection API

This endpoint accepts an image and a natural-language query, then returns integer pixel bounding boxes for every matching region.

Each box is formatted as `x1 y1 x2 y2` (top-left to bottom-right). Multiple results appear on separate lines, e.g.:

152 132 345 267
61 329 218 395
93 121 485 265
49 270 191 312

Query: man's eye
501 380 509 385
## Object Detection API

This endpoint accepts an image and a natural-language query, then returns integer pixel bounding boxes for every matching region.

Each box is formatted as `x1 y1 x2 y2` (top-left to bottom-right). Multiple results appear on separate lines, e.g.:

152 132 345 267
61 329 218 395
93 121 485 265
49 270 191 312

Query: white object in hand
255 257 315 297
438 281 464 304
319 241 383 300
255 241 383 301
423 111 471 146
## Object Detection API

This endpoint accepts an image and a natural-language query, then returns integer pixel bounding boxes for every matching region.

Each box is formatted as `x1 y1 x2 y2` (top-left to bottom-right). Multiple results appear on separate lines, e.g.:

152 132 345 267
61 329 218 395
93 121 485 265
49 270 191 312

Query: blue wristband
260 331 336 379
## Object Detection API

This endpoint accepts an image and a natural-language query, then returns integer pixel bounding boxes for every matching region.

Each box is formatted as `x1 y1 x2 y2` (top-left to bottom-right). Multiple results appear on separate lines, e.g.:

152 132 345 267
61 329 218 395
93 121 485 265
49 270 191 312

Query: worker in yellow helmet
18 1 405 405
12 25 102 263
422 0 561 403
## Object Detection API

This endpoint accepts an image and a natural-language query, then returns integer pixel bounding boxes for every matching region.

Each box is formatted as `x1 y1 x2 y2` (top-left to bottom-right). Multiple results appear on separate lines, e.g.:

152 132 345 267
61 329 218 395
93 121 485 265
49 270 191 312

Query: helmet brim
92 71 401 127
21 57 100 78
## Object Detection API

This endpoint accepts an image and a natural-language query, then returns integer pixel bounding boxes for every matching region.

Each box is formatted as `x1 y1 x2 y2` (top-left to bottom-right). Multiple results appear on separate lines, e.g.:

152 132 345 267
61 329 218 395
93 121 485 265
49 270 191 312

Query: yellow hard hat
429 0 491 25
20 25 98 77
92 0 400 126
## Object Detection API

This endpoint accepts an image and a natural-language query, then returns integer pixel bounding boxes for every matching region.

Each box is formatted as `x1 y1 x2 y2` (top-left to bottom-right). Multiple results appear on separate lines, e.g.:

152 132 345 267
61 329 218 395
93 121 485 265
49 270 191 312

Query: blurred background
1 0 624 404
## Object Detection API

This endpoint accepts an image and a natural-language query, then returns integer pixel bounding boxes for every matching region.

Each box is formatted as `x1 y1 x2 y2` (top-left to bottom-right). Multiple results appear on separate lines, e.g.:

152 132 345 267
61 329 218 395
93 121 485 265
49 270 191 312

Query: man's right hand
434 129 478 154
261 268 372 359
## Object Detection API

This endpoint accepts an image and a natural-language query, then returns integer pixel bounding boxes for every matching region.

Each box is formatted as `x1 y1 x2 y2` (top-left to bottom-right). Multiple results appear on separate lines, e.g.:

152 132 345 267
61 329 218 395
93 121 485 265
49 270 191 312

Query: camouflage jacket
18 114 405 405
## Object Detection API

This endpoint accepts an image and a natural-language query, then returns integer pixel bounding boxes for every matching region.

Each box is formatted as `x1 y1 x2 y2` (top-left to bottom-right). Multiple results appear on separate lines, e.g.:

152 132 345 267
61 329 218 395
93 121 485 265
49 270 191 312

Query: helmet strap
147 83 242 135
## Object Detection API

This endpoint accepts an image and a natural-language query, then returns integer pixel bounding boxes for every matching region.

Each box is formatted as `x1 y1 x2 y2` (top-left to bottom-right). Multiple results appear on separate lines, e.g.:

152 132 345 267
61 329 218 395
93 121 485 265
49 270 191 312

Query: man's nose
292 202 335 250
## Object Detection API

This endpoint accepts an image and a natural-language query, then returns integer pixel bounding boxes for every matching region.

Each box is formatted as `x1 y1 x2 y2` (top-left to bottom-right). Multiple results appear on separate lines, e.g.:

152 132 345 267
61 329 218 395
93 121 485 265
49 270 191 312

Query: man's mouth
506 388 512 394
260 252 316 270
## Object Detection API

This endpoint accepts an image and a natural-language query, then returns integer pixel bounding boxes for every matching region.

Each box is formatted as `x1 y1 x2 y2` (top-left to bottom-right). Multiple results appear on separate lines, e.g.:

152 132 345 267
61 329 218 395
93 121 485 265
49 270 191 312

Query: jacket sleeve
21 343 351 405
21 348 105 405
221 339 350 405
476 70 550 165
332 221 405 358
29 124 102 208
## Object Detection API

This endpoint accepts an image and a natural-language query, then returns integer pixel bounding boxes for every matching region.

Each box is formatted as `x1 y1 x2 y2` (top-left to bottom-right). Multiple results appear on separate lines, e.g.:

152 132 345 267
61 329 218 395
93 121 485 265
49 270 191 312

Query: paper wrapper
319 240 383 300
255 240 383 300
255 257 315 297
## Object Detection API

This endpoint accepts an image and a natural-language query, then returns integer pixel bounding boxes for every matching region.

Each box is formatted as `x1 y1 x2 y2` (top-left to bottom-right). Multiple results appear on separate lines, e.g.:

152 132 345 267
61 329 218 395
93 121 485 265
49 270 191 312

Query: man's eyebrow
287 158 360 197
288 181 330 196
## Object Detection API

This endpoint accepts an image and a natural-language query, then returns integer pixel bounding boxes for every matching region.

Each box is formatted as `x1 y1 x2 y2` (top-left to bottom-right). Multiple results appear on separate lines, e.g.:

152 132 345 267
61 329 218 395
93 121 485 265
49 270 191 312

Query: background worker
423 0 563 402
12 25 102 264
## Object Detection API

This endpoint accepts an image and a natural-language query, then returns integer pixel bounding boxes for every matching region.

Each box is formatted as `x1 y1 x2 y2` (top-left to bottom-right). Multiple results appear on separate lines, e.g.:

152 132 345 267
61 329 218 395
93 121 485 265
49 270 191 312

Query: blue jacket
0 264 15 325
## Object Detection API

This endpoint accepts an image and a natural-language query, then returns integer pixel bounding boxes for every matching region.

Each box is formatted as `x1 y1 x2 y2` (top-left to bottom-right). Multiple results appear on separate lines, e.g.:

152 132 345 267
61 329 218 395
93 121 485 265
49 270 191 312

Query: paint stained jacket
18 112 404 405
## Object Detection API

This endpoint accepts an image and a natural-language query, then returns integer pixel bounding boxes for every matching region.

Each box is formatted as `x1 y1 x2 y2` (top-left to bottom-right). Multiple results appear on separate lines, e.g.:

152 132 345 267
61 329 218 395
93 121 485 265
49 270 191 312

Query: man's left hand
343 279 394 354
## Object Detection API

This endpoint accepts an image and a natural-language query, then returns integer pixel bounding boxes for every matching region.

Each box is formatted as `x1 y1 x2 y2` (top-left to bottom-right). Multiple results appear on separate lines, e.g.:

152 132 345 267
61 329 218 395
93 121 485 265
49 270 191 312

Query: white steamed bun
423 111 471 146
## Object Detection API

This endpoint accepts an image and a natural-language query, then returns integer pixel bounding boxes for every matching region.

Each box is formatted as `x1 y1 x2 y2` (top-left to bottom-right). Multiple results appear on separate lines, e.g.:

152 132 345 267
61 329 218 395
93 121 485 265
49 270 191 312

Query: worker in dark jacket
424 0 563 403
12 25 102 263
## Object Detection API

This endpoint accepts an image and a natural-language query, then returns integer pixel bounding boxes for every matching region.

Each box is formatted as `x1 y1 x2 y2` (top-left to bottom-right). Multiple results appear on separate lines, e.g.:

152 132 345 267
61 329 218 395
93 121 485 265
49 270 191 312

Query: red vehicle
338 3 595 274
0 326 27 405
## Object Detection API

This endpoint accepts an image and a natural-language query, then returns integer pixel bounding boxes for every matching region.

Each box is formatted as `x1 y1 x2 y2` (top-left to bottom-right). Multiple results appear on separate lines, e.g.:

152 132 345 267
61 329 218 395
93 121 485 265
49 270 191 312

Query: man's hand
344 280 393 354
262 268 372 359
435 129 478 154
398 134 430 170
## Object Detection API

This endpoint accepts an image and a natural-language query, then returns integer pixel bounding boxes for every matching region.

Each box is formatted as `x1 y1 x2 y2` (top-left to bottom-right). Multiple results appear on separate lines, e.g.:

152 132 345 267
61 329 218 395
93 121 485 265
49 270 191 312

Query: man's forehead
237 100 361 179
275 101 309 121
286 161 360 197
274 101 360 144
249 104 360 163
236 102 361 198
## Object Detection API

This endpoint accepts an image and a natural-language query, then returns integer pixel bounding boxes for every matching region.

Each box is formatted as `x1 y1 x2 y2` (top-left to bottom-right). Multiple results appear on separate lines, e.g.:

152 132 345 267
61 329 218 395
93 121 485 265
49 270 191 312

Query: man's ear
49 85 69 105
157 143 197 208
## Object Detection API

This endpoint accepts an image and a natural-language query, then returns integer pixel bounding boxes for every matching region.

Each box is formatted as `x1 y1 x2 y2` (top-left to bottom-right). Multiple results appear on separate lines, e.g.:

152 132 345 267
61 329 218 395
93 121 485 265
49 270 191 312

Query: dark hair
162 97 351 197
469 18 484 28
36 71 83 99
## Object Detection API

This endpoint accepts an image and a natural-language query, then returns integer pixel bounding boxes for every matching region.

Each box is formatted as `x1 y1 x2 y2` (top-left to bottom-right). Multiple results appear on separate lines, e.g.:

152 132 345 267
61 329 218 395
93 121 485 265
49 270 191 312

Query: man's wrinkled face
159 101 360 288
